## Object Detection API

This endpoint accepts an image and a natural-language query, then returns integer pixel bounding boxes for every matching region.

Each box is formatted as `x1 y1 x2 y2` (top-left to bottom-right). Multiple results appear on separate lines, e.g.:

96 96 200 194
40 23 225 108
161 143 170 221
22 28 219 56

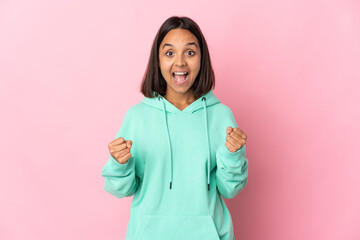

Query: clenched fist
225 127 247 152
108 137 132 164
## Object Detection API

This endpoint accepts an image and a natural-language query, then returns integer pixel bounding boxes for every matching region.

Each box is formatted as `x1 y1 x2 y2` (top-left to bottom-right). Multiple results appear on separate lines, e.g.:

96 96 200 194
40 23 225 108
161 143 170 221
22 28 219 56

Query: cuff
109 154 135 175
217 144 246 164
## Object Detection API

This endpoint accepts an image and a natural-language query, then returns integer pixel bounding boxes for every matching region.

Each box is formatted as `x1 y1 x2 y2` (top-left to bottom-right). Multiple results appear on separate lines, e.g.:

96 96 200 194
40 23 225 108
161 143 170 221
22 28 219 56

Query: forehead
161 29 199 47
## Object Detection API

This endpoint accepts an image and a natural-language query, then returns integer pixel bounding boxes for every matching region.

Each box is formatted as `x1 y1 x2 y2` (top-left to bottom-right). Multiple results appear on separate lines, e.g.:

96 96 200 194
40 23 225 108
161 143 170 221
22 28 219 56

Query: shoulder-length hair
140 16 215 99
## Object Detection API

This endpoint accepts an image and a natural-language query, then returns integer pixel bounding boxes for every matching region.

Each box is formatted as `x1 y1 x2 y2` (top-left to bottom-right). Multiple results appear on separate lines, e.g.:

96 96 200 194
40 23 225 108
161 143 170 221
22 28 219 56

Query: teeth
173 72 188 75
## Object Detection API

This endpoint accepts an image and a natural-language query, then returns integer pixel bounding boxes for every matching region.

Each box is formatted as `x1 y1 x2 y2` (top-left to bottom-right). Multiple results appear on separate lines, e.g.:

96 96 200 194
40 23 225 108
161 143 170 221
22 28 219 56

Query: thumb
226 126 233 135
126 140 132 148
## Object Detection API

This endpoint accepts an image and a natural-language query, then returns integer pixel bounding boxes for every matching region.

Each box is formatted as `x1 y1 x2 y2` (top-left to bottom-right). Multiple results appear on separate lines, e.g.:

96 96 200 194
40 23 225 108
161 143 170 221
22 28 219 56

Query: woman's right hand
108 137 132 164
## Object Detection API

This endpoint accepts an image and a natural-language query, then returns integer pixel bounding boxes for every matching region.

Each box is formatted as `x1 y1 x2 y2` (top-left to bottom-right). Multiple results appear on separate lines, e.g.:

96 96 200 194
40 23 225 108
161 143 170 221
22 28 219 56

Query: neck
164 89 196 107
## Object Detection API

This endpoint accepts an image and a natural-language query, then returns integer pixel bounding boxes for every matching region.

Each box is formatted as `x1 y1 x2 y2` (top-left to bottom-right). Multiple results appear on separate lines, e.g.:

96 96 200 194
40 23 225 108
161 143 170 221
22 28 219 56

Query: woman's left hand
225 127 247 152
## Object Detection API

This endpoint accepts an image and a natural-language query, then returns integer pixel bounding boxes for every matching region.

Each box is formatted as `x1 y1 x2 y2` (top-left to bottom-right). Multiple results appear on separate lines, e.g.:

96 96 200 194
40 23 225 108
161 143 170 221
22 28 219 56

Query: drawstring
202 96 210 191
158 96 173 189
158 95 211 191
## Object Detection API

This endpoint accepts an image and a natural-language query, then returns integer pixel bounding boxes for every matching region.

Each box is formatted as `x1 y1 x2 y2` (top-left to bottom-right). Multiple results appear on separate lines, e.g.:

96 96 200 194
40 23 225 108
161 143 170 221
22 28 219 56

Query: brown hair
140 16 215 100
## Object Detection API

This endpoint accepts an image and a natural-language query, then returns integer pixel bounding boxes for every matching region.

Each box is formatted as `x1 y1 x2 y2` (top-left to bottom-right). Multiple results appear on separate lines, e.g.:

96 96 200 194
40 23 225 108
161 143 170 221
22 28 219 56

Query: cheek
196 62 201 71
192 62 201 74
192 56 201 70
163 63 173 74
159 60 171 73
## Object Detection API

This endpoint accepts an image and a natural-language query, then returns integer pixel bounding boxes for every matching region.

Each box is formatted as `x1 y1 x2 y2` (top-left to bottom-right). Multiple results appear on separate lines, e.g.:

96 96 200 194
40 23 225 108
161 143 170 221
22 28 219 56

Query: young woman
101 16 248 240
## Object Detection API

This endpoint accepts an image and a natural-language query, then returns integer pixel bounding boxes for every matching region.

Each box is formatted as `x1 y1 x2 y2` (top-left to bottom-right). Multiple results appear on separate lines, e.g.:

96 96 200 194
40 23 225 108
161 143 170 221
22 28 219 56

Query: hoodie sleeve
101 108 140 199
215 106 248 199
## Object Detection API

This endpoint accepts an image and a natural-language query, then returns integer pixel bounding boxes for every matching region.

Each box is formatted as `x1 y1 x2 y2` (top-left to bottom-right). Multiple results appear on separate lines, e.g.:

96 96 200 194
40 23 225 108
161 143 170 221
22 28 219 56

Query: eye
165 50 195 57
165 51 173 56
187 50 195 56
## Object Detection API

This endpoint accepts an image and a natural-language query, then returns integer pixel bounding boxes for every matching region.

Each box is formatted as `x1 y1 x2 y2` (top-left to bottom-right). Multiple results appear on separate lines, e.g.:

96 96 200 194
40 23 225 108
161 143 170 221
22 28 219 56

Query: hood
142 90 220 114
141 90 221 191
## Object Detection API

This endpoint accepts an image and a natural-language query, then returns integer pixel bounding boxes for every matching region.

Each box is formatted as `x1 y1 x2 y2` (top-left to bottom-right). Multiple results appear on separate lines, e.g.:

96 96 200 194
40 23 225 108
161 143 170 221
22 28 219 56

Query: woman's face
158 28 201 97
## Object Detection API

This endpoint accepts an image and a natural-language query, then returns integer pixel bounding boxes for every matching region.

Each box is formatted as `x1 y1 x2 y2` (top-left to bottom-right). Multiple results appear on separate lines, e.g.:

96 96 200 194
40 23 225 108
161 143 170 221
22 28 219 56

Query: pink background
1 0 359 239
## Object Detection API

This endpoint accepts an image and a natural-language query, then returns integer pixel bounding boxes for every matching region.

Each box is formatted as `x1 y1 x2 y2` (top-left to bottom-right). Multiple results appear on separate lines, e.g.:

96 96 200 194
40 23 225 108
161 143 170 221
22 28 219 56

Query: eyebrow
162 42 198 49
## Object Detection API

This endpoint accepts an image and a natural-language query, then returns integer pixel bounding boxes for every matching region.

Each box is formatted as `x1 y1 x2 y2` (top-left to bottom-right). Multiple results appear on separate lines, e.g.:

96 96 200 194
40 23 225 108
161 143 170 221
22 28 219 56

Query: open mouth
172 72 189 85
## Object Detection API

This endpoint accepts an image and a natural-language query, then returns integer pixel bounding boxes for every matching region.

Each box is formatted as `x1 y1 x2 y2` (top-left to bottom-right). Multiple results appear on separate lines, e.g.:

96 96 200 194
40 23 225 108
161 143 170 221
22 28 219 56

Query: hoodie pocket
135 214 220 240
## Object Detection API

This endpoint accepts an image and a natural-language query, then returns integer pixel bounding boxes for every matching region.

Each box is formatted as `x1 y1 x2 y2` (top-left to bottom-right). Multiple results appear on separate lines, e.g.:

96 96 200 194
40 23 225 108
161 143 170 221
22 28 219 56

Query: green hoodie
101 90 248 240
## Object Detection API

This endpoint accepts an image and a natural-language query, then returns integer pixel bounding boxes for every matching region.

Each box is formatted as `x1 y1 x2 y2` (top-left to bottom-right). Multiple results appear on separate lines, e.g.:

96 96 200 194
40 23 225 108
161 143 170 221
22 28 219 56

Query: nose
175 53 186 67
